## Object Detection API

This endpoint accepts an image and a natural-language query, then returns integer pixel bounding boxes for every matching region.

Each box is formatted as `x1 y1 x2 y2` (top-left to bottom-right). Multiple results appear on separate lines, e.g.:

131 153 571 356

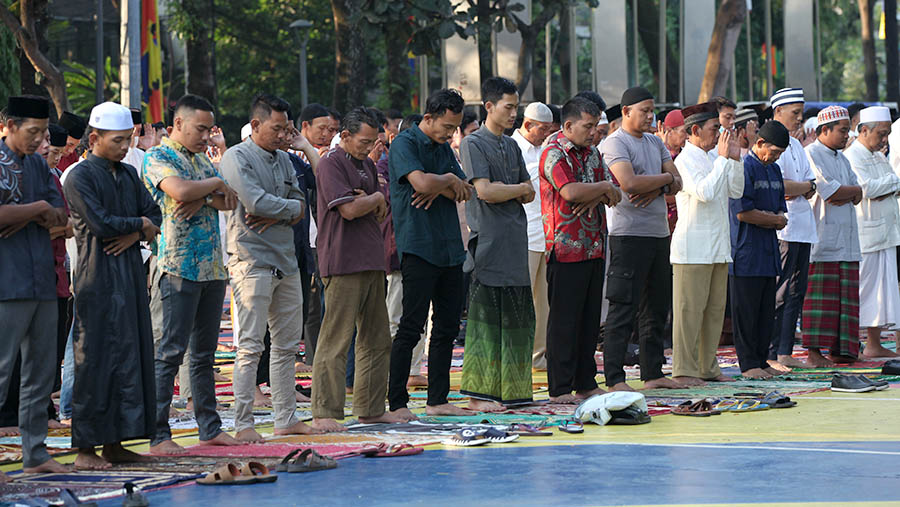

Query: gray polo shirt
219 138 305 275
459 125 531 287
600 128 672 238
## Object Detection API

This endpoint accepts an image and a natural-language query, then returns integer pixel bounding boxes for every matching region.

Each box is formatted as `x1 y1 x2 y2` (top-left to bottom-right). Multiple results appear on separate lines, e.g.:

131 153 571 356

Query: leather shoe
855 374 889 391
882 359 900 375
831 374 876 393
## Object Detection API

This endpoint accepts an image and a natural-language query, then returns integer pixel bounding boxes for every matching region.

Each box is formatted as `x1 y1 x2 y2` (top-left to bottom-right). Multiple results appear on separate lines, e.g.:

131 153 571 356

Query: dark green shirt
389 124 466 267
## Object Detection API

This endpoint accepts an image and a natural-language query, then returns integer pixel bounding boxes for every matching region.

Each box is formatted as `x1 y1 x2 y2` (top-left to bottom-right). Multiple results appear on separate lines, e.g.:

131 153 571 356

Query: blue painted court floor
98 441 900 506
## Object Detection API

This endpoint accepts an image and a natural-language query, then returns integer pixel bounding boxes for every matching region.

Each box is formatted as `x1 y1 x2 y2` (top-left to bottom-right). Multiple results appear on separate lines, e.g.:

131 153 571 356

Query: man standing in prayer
600 86 683 391
769 88 818 369
843 106 900 359
220 94 319 442
56 111 87 171
387 89 475 421
540 97 620 403
63 102 161 469
458 77 536 410
803 106 863 365
729 121 790 378
670 102 744 386
0 96 69 480
511 101 554 371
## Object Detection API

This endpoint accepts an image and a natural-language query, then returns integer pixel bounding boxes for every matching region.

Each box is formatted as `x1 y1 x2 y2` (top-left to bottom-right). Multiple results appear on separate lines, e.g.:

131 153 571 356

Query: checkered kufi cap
817 105 850 126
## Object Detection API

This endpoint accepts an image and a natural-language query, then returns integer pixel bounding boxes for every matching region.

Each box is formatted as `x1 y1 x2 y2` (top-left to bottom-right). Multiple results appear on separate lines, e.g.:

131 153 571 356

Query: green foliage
63 58 120 116
0 18 19 106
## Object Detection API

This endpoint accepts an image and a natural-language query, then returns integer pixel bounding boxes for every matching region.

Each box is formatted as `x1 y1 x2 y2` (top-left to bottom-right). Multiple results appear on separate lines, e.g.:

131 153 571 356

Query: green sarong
460 281 535 405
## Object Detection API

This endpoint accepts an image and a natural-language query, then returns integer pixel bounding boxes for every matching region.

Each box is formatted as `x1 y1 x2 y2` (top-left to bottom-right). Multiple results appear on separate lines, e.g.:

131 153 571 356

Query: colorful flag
141 0 163 123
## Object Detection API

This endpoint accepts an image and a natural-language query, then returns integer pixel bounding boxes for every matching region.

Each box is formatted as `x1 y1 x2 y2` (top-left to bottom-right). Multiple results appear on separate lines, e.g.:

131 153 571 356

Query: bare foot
310 418 347 433
776 354 809 368
608 382 636 392
254 387 272 407
102 443 151 463
346 387 354 394
214 371 230 382
742 368 773 379
806 349 834 368
59 419 72 427
766 360 792 373
235 428 266 443
169 406 181 418
149 439 186 455
47 419 67 430
407 375 428 387
75 449 111 470
861 346 900 358
295 362 313 373
359 412 408 424
425 403 474 416
575 387 607 399
549 394 581 404
706 374 736 382
763 367 784 377
643 377 683 389
274 420 323 436
672 376 707 387
0 426 20 437
296 391 311 403
388 408 418 422
199 431 243 446
468 399 505 412
23 457 69 474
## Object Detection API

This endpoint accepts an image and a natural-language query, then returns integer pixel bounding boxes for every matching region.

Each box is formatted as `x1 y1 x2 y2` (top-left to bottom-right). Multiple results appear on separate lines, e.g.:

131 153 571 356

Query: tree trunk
0 0 69 116
384 24 411 112
331 0 366 112
476 0 494 83
558 8 573 97
513 5 560 97
637 0 679 104
886 0 899 102
182 0 217 106
697 0 747 103
858 0 879 101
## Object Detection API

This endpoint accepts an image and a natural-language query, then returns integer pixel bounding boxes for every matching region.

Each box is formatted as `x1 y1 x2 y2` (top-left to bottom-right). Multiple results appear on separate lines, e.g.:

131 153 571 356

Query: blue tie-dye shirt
143 137 227 282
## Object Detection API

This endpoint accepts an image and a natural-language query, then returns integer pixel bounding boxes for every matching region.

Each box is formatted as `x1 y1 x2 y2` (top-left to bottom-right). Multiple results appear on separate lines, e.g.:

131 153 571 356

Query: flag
141 0 163 123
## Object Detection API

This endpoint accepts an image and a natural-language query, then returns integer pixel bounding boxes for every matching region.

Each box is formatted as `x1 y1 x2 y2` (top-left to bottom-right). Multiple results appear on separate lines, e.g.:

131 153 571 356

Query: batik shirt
539 132 607 263
143 136 227 282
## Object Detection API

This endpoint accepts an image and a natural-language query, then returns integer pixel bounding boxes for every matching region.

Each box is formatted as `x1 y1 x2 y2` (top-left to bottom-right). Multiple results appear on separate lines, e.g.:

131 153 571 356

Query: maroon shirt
315 146 386 277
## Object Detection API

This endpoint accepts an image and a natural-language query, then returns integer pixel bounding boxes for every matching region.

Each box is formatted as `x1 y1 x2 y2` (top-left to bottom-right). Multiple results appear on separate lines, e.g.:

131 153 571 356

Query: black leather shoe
882 359 900 375
855 374 889 391
831 374 876 393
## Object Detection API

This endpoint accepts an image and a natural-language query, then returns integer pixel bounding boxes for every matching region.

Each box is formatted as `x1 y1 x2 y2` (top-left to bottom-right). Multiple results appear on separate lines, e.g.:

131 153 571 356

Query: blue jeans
59 325 75 420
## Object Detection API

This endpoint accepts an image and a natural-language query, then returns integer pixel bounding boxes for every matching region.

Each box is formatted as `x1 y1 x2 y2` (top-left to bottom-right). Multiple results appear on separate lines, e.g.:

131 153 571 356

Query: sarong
801 261 860 358
460 281 535 405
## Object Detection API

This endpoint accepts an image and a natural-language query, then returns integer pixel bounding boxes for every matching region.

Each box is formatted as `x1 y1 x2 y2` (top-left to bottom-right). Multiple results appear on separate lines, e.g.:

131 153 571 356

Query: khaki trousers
672 263 727 379
312 270 391 419
528 251 549 369
230 261 303 431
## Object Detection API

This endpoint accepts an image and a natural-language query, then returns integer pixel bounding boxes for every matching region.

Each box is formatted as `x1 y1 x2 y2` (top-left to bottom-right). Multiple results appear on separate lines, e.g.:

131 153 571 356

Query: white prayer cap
240 123 252 141
770 87 804 109
597 111 609 126
817 105 850 126
803 116 818 132
88 102 133 131
859 106 891 124
523 102 553 123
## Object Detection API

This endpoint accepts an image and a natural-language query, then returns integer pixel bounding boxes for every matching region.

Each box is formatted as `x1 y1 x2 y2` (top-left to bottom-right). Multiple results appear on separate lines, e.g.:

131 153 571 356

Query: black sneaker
856 375 889 391
831 374 876 393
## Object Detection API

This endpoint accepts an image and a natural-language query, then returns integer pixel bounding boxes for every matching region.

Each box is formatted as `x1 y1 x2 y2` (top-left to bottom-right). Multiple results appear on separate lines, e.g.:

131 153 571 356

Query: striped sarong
460 281 535 405
801 261 860 358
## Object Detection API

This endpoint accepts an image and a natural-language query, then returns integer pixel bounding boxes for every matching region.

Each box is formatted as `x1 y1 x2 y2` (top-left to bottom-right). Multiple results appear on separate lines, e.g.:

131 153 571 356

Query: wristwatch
809 180 817 193
205 194 214 206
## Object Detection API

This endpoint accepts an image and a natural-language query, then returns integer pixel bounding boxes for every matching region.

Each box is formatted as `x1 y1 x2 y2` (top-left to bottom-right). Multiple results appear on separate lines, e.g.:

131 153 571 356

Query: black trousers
603 236 670 387
730 275 776 372
546 255 604 397
771 241 810 359
388 254 464 411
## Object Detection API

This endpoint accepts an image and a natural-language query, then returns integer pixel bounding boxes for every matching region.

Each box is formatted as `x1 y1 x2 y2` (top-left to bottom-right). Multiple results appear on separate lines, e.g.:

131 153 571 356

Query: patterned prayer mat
1 470 200 504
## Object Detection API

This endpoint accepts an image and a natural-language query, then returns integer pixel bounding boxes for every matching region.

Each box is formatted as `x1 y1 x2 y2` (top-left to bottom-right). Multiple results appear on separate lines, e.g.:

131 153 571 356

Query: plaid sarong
801 261 860 358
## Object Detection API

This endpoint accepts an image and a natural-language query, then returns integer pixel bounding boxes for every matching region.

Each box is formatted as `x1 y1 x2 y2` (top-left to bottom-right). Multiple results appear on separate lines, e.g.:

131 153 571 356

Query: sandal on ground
366 443 424 457
240 461 277 483
672 399 720 417
505 424 552 436
480 428 519 443
607 406 651 425
276 448 338 473
443 428 491 447
558 420 584 434
759 391 797 408
197 463 241 485
717 399 769 412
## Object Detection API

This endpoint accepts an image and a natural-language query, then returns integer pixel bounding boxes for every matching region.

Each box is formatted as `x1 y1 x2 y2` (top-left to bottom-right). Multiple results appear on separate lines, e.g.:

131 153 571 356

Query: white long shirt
844 141 900 253
776 136 818 244
511 129 545 252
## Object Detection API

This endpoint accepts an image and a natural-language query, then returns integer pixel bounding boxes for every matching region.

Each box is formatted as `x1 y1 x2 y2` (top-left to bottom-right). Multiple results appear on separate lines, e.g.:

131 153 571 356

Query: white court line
542 440 900 456
799 396 900 401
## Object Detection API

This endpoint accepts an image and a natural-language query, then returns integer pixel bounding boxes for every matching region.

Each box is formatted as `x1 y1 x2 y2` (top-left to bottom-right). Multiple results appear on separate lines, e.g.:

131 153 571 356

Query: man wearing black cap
600 86 683 391
57 111 87 171
728 121 790 378
0 95 69 478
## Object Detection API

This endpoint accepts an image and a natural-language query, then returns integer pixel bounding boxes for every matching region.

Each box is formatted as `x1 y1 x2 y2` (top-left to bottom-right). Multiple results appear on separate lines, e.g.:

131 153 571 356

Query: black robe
62 154 160 448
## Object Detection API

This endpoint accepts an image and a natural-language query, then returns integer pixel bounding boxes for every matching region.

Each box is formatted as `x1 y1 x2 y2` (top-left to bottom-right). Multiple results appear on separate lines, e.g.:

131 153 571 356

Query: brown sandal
672 399 720 417
240 461 277 483
197 463 241 485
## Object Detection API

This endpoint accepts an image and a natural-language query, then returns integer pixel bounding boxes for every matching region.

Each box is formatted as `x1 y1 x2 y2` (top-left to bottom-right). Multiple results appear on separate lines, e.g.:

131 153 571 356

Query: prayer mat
641 381 828 400
416 415 564 426
1 470 201 504
182 442 371 459
344 421 507 435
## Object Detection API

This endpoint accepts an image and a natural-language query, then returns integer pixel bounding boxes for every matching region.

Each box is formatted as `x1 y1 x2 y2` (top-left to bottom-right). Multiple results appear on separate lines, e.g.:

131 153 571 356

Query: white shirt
123 146 145 171
60 160 82 277
806 140 862 262
888 118 900 171
776 136 818 244
671 141 744 264
512 129 545 252
844 141 900 253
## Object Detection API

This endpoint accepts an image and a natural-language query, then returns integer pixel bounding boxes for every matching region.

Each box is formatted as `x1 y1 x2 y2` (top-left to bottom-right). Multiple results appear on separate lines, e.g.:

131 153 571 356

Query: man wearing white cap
63 101 162 469
596 112 610 145
512 101 553 370
802 105 863 366
844 106 900 359
769 87 818 369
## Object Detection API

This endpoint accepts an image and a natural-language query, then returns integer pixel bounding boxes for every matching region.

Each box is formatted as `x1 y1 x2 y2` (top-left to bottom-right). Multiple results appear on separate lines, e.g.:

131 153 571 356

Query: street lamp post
289 19 313 109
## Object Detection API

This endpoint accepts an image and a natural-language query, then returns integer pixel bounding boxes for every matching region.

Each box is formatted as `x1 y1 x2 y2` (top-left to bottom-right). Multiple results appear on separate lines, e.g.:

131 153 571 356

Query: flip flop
480 428 520 443
728 400 769 412
759 392 797 409
505 424 552 436
288 449 338 473
672 399 720 417
443 428 491 446
608 406 651 425
240 461 277 483
558 419 584 434
357 443 388 457
366 443 424 457
197 463 241 485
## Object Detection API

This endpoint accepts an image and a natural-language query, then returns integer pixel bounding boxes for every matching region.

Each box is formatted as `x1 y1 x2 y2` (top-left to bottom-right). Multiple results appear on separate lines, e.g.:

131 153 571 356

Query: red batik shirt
539 132 607 263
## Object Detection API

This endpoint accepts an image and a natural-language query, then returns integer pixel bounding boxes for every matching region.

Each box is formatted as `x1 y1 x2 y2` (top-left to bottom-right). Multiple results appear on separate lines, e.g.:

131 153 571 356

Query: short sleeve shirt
459 125 531 287
143 137 227 282
315 146 385 277
600 128 672 238
539 132 608 263
388 124 467 267
806 141 862 262
729 151 787 277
